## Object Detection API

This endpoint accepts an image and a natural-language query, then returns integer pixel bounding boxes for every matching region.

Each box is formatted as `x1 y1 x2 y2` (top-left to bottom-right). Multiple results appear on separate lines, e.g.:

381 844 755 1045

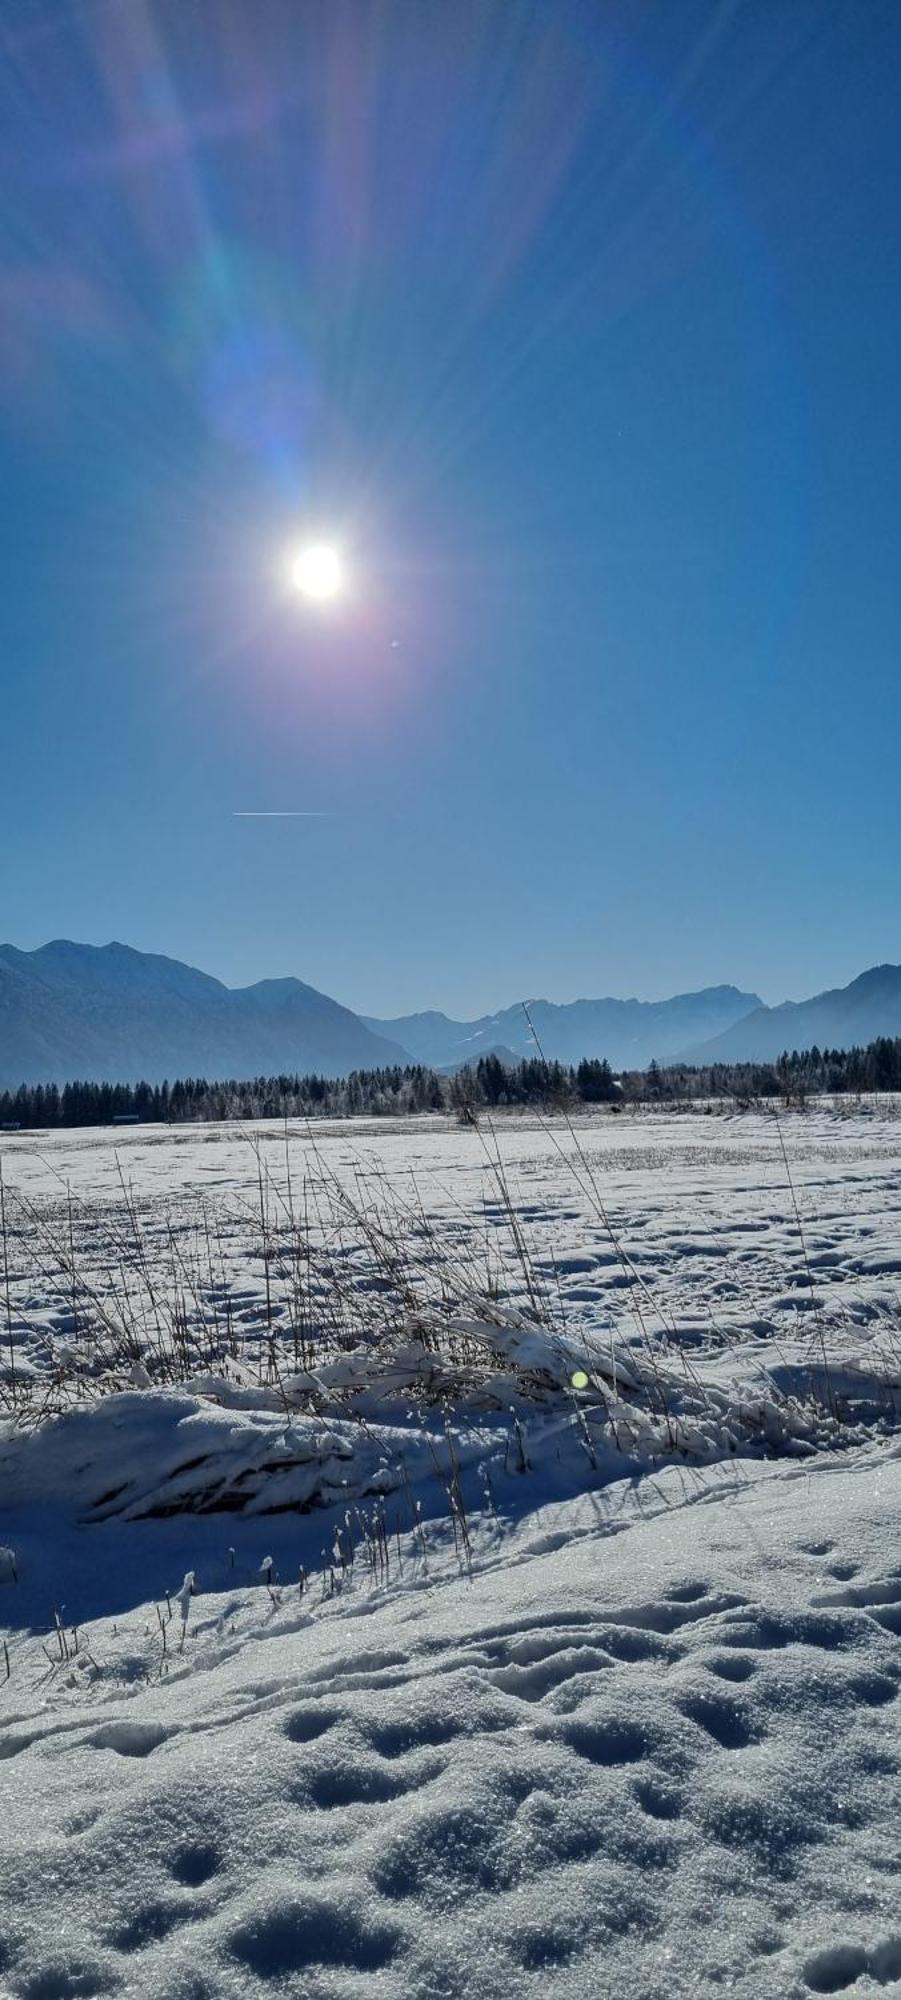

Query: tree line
2 1038 901 1131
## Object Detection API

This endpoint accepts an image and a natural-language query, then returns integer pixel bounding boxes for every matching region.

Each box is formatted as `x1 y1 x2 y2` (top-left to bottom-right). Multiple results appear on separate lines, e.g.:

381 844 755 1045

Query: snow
2 1449 901 1997
4 1104 901 1393
2 1106 901 1997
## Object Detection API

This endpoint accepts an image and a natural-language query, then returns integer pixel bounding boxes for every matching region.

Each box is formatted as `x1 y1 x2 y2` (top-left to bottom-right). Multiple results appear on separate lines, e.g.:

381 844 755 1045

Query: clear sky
2 0 900 1017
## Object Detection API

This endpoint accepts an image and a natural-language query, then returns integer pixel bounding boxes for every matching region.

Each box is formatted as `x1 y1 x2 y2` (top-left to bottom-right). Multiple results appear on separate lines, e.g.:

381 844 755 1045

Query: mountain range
2 940 901 1088
363 988 762 1072
675 964 901 1066
0 941 406 1087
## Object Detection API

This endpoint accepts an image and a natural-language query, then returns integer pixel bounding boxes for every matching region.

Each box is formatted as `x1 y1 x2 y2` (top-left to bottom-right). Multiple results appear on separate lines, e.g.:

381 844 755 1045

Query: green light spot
571 1370 589 1390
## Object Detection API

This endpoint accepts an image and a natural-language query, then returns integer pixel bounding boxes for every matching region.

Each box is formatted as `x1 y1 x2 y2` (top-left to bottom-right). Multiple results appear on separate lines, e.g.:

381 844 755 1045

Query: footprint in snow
805 1936 901 1992
633 1778 683 1820
228 1898 401 1977
91 1721 171 1758
304 1755 442 1809
811 1572 901 1636
281 1706 341 1744
676 1690 758 1749
554 1718 648 1766
483 1642 616 1703
14 1960 116 1998
104 1900 193 1952
703 1651 757 1683
169 1842 222 1887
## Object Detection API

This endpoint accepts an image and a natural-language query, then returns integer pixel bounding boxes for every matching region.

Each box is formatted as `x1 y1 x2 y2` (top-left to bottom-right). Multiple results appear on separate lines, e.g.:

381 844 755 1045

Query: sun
288 542 344 603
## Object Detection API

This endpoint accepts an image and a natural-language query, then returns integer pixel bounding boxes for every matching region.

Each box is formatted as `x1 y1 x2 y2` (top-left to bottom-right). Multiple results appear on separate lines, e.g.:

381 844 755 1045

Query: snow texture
2 1107 901 1997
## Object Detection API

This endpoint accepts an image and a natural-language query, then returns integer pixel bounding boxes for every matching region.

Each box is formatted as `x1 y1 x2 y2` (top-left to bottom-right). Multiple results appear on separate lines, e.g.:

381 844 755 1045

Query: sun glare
288 542 344 602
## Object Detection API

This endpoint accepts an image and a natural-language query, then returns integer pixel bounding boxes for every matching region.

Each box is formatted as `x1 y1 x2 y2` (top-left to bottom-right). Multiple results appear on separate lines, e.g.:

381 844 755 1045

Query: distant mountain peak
677 963 901 1066
365 983 763 1072
0 942 407 1088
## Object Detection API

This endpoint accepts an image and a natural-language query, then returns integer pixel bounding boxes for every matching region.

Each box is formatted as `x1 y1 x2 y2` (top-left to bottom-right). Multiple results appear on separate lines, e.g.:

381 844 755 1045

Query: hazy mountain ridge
365 986 763 1072
0 942 407 1087
678 964 901 1066
3 943 901 1089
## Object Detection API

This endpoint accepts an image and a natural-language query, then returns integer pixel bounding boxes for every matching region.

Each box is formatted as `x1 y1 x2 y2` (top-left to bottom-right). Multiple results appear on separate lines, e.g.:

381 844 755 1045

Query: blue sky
1 0 900 1016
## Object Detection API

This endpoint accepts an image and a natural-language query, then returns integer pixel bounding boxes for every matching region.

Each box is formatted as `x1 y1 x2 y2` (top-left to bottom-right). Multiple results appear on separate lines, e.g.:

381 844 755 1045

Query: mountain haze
4 944 901 1091
364 987 762 1072
0 942 407 1087
678 964 901 1066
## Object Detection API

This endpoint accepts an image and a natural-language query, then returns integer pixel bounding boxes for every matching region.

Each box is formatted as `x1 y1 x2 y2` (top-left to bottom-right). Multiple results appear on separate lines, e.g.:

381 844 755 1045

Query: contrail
232 811 333 818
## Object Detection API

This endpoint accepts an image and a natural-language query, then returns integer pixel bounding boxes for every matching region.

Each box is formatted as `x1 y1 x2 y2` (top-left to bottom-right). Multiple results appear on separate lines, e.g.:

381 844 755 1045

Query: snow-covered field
2 1106 901 1997
6 1102 901 1388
